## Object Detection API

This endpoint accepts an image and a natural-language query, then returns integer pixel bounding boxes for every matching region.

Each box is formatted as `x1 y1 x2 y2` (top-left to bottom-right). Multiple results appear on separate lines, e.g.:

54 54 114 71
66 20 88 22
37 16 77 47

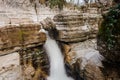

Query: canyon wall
0 23 47 80
0 0 48 79
53 5 105 80
53 3 120 79
0 0 119 80
0 0 58 25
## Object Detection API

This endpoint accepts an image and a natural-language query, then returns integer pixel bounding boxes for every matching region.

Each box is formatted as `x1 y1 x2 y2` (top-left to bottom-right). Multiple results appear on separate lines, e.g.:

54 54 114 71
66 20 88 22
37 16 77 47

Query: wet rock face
53 11 101 42
0 23 46 54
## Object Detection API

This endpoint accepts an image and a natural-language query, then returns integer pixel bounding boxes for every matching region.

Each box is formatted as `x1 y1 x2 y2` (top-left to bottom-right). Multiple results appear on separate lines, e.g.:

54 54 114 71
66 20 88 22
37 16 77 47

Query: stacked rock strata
53 7 105 79
0 23 46 56
53 11 101 42
0 0 50 80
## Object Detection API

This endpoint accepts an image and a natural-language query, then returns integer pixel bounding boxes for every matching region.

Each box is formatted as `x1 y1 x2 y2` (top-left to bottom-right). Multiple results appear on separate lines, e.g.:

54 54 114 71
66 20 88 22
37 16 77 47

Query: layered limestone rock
57 4 104 80
0 1 52 77
0 1 55 80
59 3 120 80
0 22 49 80
0 0 58 26
0 0 36 25
0 23 46 55
53 9 101 42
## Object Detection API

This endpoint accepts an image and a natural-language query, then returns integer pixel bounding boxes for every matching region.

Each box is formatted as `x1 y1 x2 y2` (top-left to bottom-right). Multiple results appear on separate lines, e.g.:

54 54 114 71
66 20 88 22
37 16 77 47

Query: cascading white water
42 30 73 80
66 0 96 5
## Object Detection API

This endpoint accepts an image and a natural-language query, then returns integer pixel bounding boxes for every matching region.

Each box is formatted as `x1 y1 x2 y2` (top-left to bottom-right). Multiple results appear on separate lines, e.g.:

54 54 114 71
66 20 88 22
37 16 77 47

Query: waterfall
66 0 96 6
42 31 73 80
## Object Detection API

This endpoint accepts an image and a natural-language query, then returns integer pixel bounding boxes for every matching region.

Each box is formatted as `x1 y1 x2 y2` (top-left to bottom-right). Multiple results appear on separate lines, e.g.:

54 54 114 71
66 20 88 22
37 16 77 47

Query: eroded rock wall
52 5 105 80
0 23 47 80
0 23 46 55
0 0 35 25
54 4 120 80
0 0 57 79
54 8 101 42
0 0 58 25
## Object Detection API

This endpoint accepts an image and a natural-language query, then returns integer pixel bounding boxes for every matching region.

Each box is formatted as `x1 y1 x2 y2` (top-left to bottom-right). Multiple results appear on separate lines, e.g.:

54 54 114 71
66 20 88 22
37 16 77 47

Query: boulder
62 39 104 80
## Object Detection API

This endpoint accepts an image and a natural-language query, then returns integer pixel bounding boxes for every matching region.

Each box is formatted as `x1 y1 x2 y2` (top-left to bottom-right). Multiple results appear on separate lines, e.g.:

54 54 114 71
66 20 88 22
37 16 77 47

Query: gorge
0 0 120 80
